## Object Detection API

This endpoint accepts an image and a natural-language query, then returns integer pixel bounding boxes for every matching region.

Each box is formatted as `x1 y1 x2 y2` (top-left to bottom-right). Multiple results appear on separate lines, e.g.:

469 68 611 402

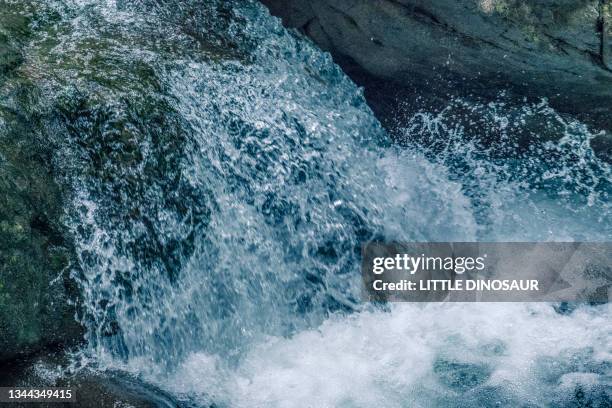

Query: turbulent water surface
5 0 611 407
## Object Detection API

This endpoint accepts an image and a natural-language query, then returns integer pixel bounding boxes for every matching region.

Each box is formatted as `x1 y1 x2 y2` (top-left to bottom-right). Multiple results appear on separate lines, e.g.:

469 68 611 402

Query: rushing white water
166 303 611 408
17 0 610 406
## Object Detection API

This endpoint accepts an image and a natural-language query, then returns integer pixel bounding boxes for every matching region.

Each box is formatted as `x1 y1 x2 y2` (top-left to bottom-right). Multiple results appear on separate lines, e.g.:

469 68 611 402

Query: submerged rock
262 0 612 134
433 357 492 392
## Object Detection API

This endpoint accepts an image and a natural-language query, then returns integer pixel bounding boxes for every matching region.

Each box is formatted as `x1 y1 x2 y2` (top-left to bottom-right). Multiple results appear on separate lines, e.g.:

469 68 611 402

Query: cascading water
393 97 611 241
12 0 610 406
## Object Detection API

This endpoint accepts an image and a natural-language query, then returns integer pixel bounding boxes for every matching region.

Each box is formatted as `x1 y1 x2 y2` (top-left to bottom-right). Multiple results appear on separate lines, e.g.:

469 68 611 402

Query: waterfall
14 0 610 406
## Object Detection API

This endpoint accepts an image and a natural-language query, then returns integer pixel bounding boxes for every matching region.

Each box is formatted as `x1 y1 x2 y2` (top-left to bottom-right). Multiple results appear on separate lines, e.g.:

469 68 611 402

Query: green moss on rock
0 1 82 362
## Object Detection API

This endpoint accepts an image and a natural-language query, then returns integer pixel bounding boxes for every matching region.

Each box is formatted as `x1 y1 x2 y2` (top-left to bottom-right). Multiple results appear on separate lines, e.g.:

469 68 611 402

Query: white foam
164 303 610 407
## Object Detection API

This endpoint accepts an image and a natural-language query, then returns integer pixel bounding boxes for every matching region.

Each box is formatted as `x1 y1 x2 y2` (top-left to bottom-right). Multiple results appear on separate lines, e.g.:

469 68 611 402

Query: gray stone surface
262 0 612 131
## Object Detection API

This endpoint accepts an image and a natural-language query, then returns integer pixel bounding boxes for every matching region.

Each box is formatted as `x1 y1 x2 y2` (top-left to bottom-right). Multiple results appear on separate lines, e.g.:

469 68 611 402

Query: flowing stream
10 0 611 406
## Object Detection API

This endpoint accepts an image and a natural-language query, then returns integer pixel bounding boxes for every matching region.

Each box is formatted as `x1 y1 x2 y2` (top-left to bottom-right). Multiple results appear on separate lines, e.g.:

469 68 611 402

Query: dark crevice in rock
600 0 612 70
386 0 446 27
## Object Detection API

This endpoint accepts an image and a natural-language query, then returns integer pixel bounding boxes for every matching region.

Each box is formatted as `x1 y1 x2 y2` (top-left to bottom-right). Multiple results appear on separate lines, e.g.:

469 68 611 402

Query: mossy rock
0 0 229 361
0 93 83 360
0 1 83 362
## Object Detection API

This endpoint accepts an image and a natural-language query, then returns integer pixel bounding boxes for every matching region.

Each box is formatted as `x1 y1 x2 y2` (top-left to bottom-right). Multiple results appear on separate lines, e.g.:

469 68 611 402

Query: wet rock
590 132 612 164
0 352 199 408
0 1 83 362
1 0 227 363
433 357 492 392
262 0 612 133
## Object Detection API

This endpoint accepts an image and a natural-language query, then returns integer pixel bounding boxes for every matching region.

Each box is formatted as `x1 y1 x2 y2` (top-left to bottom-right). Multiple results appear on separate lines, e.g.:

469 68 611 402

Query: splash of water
394 97 611 241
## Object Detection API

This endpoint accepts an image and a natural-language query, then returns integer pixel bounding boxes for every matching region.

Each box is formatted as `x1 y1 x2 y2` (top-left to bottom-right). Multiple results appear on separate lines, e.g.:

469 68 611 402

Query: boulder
0 2 82 362
262 0 612 132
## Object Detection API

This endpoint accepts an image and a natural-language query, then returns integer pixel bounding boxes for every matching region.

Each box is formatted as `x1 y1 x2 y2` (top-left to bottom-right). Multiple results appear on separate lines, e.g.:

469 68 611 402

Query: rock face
0 2 82 362
262 0 612 131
